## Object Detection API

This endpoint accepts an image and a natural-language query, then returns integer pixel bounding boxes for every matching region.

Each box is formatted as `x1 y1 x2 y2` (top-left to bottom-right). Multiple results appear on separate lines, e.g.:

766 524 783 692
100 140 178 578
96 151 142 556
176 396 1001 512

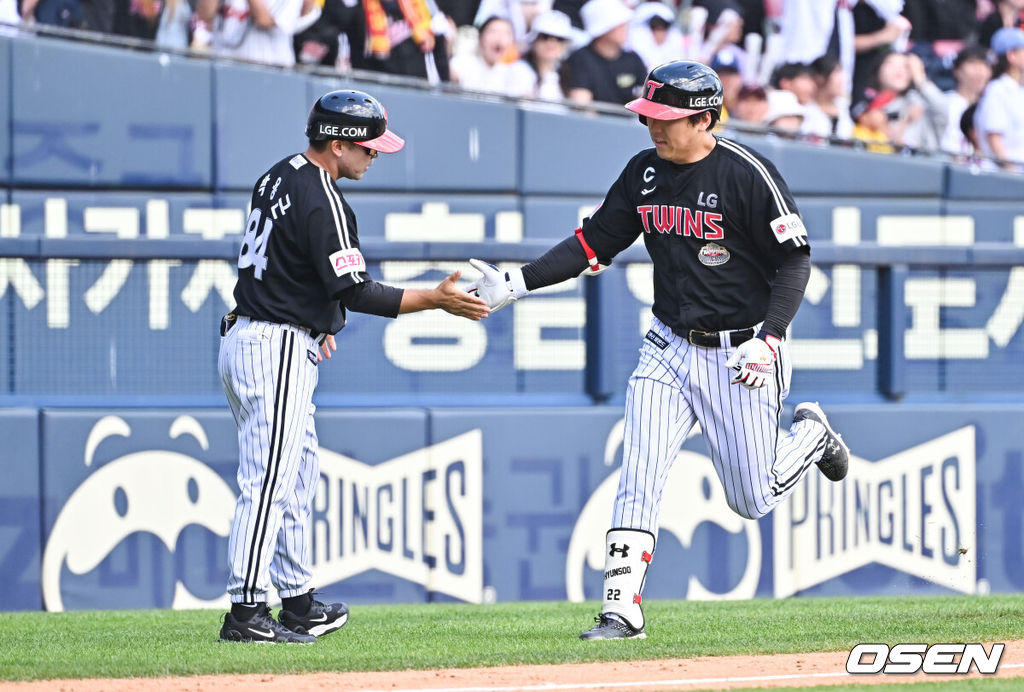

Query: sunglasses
359 145 379 159
536 33 566 42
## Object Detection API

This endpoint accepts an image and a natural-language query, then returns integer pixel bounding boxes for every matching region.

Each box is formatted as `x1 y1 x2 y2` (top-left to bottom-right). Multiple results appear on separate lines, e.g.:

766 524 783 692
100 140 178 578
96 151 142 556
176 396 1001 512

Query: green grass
0 595 1022 681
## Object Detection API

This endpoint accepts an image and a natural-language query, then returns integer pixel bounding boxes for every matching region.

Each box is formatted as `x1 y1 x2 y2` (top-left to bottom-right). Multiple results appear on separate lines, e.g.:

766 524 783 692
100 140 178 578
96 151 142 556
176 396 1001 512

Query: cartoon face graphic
41 416 236 612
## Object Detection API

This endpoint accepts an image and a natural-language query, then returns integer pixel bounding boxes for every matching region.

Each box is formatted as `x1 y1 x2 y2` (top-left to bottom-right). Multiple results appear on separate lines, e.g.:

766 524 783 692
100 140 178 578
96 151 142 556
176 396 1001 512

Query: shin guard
600 528 655 630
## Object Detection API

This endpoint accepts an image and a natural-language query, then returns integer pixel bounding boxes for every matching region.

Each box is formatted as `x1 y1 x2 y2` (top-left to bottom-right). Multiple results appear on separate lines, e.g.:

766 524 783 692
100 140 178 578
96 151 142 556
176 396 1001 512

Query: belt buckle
688 329 716 345
220 312 237 337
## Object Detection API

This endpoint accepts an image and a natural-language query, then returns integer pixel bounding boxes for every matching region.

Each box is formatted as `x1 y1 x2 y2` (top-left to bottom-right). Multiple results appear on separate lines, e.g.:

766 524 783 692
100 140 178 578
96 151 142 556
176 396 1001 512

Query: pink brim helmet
625 97 706 121
357 129 405 153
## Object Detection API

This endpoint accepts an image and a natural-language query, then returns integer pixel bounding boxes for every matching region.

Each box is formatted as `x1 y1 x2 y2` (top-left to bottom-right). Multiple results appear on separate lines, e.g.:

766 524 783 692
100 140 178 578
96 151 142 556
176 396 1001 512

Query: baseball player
467 60 850 640
218 89 489 643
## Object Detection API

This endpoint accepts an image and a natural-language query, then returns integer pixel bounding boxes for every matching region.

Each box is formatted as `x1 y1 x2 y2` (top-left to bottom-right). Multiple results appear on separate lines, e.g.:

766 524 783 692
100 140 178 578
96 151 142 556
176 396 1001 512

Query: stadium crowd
4 0 1024 170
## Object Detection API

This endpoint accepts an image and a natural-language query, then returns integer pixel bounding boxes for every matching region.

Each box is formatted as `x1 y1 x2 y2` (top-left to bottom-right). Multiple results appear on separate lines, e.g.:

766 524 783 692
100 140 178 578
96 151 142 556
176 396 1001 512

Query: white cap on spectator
765 89 805 124
528 10 574 42
581 0 633 38
632 1 674 26
991 27 1024 56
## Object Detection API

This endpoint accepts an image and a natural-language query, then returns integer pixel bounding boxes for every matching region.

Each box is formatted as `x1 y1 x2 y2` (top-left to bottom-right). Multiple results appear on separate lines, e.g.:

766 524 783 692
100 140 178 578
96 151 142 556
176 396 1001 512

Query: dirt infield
4 642 1023 691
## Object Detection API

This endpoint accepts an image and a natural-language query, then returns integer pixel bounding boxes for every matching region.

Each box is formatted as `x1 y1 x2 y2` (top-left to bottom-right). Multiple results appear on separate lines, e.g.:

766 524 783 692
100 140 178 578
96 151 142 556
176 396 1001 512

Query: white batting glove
466 259 528 313
725 335 780 390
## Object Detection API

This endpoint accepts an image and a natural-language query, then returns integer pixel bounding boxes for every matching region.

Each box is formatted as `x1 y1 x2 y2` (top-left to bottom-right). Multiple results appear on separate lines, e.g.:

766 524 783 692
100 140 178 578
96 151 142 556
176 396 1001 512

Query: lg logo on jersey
696 191 717 208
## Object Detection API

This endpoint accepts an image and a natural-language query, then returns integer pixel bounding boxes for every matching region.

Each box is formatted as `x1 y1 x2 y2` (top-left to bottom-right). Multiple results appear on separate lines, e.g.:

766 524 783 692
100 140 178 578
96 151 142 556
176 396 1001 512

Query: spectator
562 0 647 105
974 27 1024 170
358 0 452 82
852 0 911 99
901 0 979 90
957 102 999 169
473 0 545 52
730 83 769 126
773 0 855 93
451 15 518 92
802 55 854 140
940 45 992 155
21 0 83 27
155 0 202 48
694 0 743 64
710 50 743 121
507 9 573 100
871 49 948 151
764 87 805 134
850 88 897 153
978 0 1024 49
628 1 689 72
292 0 355 67
199 0 302 66
772 61 817 106
116 0 164 39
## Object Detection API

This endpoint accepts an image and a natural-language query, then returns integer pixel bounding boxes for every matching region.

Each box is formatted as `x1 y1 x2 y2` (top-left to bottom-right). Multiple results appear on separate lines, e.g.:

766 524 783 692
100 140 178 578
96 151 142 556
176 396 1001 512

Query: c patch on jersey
770 213 807 244
698 242 730 266
329 248 366 276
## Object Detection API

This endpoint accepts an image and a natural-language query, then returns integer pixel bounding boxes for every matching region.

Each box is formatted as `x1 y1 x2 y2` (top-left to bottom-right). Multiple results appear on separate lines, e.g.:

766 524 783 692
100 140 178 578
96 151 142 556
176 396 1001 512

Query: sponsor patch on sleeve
770 213 807 244
329 248 366 277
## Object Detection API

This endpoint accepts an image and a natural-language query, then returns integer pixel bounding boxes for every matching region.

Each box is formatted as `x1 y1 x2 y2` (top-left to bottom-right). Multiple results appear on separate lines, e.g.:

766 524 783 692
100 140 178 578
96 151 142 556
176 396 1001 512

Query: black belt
220 313 325 344
675 327 755 348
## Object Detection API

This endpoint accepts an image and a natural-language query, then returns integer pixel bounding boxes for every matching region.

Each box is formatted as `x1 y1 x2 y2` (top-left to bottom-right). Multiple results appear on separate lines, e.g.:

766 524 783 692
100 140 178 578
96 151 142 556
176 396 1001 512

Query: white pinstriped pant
218 316 321 603
613 317 826 530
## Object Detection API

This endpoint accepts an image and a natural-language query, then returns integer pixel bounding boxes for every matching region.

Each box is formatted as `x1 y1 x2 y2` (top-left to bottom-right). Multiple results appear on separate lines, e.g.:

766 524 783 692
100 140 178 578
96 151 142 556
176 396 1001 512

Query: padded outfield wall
1 34 1023 610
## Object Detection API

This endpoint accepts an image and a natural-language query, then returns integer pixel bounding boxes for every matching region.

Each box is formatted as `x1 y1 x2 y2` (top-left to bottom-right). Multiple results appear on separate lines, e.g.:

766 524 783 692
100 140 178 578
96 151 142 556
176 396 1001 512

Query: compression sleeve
520 235 591 291
339 281 404 318
757 249 811 340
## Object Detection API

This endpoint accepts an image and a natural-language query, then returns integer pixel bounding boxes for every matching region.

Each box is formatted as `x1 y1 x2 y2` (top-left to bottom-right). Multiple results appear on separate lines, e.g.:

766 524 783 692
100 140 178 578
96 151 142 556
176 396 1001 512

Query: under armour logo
609 543 629 557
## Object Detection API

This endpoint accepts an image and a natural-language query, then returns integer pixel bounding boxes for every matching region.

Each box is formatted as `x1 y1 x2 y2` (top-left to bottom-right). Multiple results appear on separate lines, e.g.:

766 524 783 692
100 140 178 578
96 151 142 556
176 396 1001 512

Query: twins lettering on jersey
636 205 724 240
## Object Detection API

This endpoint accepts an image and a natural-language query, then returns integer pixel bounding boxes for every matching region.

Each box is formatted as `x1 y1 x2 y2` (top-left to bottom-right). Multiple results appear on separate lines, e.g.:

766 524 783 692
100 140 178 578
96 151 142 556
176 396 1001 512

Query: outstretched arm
466 232 598 312
400 270 489 319
340 273 489 320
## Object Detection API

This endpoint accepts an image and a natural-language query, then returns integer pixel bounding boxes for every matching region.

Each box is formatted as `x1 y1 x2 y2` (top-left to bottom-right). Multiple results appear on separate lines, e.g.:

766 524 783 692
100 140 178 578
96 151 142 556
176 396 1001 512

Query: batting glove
725 335 780 390
466 259 528 313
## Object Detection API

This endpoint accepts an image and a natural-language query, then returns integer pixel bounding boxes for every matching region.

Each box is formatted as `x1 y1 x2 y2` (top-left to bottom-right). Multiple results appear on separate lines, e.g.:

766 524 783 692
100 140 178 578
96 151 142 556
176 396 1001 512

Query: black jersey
232 153 371 335
579 137 809 333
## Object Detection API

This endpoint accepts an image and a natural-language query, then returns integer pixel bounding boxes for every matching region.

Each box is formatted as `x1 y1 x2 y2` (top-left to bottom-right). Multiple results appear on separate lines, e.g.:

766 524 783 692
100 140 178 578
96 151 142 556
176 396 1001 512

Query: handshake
464 259 529 313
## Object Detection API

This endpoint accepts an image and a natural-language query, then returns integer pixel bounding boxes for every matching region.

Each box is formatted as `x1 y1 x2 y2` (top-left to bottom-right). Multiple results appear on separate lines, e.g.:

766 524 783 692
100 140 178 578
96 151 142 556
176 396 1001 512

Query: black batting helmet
305 89 405 153
626 60 723 125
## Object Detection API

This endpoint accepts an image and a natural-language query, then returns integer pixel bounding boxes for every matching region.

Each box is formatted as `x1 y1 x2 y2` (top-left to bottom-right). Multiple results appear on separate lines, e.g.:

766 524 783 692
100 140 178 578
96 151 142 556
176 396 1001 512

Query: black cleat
579 613 646 640
279 593 349 638
794 402 850 481
219 604 315 643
